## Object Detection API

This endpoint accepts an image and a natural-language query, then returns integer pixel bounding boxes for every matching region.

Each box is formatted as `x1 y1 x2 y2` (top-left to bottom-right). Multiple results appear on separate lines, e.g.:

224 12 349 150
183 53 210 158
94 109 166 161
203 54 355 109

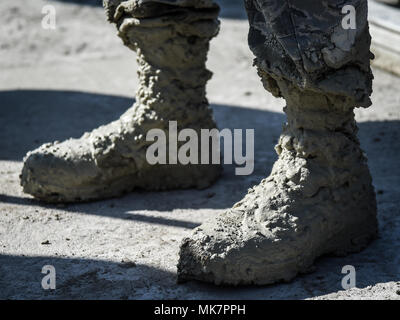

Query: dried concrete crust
177 0 378 285
20 0 221 202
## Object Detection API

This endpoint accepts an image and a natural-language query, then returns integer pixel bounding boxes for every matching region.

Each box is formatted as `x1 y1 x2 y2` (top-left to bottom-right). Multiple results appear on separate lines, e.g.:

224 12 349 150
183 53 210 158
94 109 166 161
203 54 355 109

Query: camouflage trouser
244 0 373 106
103 0 372 106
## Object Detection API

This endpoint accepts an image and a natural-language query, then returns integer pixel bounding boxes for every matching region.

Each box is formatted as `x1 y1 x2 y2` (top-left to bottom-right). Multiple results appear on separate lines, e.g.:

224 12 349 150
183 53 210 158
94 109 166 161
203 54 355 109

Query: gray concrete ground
369 0 400 76
0 0 399 299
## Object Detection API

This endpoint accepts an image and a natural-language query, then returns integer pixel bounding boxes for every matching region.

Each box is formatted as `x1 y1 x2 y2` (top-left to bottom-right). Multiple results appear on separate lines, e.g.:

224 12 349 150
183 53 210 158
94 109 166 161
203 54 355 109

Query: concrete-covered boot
177 0 378 285
20 0 221 203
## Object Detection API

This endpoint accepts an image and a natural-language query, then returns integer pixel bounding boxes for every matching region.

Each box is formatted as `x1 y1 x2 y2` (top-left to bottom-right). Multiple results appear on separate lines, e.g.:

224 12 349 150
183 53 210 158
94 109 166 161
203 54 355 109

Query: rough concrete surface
369 0 400 76
0 0 399 299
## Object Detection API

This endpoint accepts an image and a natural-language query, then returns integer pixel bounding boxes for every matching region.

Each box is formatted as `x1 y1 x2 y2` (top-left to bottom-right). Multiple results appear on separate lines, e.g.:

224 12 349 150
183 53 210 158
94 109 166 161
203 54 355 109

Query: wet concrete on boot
177 0 379 285
0 0 399 298
20 0 222 202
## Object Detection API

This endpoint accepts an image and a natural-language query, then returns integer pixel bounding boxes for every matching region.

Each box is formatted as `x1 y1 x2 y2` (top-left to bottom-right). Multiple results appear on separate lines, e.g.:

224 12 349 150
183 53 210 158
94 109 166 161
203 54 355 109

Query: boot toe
20 139 98 202
177 209 310 285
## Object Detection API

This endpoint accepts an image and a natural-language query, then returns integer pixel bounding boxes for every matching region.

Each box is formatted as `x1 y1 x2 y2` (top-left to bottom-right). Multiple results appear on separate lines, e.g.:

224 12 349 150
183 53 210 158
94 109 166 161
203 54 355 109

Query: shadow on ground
0 89 283 214
0 240 398 299
1 89 400 214
50 0 248 19
0 254 176 299
0 89 399 299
